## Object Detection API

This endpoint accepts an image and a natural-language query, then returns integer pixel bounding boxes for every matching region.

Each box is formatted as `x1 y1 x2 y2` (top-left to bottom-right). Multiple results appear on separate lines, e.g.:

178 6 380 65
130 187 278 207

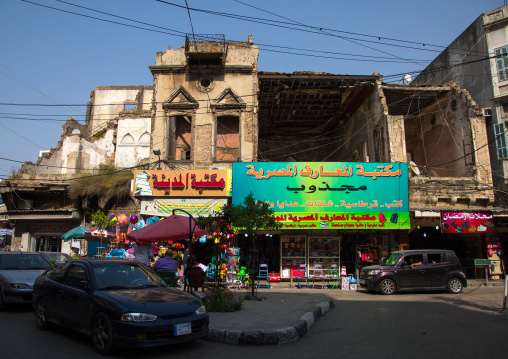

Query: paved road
1 285 506 359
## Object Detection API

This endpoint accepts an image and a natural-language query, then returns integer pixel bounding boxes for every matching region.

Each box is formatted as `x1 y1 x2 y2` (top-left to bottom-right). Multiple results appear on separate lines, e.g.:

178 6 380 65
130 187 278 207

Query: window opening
495 45 508 82
494 122 508 159
216 116 240 161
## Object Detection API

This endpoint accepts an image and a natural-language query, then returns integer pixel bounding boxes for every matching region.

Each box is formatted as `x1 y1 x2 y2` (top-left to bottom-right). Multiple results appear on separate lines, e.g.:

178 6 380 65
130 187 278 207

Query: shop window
216 116 240 161
494 122 508 159
495 45 508 82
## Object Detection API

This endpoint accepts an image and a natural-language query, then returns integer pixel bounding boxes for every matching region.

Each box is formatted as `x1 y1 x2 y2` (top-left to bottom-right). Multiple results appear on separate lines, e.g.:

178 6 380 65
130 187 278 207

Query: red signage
440 211 494 233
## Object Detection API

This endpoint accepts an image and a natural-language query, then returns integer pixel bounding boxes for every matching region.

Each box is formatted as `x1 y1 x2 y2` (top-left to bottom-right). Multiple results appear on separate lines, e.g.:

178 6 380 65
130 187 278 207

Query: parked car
38 252 72 267
359 249 467 295
32 258 209 354
0 252 53 310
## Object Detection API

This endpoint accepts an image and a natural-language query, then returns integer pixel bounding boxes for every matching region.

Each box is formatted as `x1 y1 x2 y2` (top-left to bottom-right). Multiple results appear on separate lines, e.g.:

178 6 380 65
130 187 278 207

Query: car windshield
0 254 53 270
382 253 403 266
93 263 165 290
43 253 71 261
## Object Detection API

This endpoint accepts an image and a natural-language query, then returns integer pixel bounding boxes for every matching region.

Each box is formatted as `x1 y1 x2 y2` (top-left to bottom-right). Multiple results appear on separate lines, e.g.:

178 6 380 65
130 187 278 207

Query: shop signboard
140 198 228 217
132 169 232 197
440 211 494 233
232 162 410 230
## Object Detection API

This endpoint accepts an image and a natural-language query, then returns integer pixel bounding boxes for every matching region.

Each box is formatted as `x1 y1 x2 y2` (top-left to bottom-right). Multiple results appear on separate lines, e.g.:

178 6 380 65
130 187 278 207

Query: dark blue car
32 258 209 354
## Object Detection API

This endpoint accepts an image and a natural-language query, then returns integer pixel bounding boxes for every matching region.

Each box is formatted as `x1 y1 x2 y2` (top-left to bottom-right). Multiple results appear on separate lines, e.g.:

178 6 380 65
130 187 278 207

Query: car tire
379 279 396 295
0 287 7 311
447 278 463 294
35 298 53 330
92 313 115 355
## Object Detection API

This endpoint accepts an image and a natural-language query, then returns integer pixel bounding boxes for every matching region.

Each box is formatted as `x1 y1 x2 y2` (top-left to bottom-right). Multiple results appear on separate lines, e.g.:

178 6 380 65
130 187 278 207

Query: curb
206 299 334 346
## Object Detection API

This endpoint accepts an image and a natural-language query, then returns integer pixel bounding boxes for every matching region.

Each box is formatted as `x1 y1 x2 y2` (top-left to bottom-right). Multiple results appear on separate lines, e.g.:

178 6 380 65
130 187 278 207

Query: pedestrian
182 248 190 271
152 249 178 273
133 240 154 267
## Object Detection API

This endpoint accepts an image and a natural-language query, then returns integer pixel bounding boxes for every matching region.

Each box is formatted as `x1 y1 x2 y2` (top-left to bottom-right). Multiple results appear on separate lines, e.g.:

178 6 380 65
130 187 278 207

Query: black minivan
359 249 467 295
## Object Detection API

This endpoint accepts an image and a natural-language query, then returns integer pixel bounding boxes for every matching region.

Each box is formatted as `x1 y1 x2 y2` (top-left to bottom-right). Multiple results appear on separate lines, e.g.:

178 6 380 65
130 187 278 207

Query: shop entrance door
35 236 62 252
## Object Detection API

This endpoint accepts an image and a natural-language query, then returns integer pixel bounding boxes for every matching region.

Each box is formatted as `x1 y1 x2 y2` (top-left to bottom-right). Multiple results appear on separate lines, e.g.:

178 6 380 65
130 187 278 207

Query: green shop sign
232 162 410 230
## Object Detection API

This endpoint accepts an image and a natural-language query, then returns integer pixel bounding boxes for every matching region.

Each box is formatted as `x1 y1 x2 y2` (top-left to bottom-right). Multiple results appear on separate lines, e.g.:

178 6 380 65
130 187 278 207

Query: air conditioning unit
483 108 492 117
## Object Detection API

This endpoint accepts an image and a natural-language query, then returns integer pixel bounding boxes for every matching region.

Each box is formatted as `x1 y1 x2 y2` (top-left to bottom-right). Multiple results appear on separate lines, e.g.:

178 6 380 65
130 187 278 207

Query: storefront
410 210 502 279
132 168 232 264
232 162 410 279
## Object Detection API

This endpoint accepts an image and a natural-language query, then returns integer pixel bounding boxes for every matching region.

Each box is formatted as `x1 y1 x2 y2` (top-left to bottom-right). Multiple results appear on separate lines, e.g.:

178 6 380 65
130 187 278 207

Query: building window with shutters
495 45 508 82
494 122 508 159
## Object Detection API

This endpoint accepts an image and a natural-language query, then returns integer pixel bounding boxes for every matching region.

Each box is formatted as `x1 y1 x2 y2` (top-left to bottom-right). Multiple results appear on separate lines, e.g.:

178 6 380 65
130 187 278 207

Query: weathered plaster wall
115 117 151 168
90 87 153 134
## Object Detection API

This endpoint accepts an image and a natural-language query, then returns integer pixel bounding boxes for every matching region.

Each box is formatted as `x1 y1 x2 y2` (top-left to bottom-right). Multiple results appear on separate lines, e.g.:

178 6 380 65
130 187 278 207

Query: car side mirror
79 280 90 290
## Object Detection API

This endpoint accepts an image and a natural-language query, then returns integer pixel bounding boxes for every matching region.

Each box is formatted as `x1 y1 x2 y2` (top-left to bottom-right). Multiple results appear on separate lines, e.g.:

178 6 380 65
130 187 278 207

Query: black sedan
32 259 209 354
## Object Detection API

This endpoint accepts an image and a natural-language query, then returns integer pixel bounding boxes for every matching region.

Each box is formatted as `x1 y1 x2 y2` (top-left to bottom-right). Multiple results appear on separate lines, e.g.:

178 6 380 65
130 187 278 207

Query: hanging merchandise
117 214 129 226
130 215 139 224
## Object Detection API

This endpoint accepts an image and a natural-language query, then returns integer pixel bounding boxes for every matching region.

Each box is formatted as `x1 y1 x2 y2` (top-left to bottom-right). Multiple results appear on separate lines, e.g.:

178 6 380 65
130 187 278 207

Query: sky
0 0 501 176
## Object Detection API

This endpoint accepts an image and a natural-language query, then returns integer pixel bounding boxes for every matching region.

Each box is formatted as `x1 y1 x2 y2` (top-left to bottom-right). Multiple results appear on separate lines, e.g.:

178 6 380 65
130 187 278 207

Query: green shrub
203 287 243 312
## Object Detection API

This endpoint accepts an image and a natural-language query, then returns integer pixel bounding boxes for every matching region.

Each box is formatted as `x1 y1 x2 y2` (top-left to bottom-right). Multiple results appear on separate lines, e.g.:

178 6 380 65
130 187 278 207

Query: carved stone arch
162 86 199 111
120 133 135 144
138 132 150 144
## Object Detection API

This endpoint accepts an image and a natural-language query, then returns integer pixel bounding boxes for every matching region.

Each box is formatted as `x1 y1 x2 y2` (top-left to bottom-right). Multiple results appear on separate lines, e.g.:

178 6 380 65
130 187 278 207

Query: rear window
0 254 53 270
428 253 448 264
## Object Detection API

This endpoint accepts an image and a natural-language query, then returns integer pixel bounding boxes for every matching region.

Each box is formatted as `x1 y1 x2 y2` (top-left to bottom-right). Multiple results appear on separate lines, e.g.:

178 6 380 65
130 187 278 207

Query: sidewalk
204 282 334 346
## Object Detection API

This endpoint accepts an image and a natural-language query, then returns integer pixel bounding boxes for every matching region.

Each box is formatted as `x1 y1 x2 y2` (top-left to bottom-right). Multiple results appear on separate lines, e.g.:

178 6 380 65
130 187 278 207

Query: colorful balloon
130 215 138 224
117 214 129 226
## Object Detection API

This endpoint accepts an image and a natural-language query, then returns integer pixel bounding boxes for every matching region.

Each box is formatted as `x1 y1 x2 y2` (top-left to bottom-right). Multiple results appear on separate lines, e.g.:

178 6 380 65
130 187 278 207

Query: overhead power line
155 0 488 57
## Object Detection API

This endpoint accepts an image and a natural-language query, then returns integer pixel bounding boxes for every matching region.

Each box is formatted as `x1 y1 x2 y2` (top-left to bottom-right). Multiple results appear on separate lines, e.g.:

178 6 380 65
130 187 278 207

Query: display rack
308 237 341 273
280 236 306 278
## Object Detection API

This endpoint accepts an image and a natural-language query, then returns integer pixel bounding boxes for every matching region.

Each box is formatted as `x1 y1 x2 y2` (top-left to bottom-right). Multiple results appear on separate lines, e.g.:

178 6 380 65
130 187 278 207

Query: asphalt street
0 283 506 359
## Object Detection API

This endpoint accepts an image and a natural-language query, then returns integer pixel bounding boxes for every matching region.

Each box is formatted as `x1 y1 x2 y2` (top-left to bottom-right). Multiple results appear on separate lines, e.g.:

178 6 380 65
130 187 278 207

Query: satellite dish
404 73 412 84
409 161 420 176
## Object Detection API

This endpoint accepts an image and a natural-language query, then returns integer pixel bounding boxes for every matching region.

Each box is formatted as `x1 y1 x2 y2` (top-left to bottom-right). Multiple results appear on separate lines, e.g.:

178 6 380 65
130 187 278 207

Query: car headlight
10 283 32 289
121 313 157 322
195 305 206 316
367 269 380 276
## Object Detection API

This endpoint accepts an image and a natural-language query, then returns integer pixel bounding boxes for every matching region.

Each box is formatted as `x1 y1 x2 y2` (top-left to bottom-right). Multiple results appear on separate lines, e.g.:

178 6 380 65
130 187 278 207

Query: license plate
174 322 192 336
360 279 366 285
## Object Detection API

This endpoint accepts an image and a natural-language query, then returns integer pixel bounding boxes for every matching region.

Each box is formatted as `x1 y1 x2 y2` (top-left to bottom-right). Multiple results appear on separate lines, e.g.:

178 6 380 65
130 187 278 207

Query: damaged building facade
0 34 500 277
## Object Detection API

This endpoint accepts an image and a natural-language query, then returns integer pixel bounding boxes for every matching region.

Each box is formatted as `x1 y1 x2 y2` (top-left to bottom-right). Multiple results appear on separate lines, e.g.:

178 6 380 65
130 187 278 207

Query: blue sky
0 0 500 175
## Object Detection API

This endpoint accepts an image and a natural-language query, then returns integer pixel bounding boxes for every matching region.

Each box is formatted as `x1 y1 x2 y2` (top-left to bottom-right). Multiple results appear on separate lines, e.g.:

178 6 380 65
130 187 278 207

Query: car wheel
92 313 115 355
35 298 53 330
379 279 396 295
447 278 463 294
0 287 6 311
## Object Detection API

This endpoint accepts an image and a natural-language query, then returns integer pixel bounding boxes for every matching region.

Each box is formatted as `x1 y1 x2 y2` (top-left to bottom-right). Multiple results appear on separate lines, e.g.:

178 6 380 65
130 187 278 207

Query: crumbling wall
404 90 474 178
